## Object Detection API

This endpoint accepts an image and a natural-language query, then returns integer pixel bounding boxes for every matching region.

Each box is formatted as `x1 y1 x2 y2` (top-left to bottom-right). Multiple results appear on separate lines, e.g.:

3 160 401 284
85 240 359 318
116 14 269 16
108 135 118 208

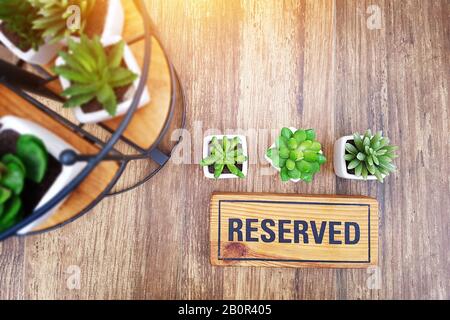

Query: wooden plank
0 237 24 299
210 193 378 269
122 0 144 42
0 85 120 231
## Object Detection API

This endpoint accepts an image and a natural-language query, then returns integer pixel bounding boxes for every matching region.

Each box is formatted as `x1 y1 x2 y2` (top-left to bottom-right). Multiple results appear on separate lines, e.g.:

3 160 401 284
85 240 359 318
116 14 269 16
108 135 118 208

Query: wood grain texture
210 193 378 268
0 0 449 300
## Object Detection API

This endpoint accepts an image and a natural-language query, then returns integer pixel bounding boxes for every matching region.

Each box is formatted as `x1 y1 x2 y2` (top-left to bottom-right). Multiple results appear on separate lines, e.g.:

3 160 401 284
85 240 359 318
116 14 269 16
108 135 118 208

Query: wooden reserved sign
210 193 378 268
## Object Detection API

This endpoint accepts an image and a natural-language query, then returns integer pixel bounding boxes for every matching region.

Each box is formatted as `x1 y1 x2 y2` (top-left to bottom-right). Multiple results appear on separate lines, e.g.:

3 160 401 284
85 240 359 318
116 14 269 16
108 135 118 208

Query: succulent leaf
345 143 358 155
281 128 293 139
0 196 22 232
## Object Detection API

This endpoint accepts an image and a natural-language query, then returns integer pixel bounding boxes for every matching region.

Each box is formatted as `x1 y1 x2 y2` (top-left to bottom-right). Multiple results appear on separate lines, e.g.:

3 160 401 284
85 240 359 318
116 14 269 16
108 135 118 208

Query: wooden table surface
0 0 449 300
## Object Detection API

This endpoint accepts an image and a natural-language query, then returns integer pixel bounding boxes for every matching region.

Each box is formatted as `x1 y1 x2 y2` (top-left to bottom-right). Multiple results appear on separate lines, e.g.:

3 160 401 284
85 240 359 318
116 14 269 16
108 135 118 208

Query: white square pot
265 127 324 183
0 116 86 234
203 135 248 179
0 28 62 65
334 135 377 180
56 36 150 124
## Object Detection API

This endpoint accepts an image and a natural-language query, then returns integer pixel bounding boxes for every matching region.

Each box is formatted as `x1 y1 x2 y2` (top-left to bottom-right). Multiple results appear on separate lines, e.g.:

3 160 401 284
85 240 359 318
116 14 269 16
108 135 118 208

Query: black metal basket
0 0 186 241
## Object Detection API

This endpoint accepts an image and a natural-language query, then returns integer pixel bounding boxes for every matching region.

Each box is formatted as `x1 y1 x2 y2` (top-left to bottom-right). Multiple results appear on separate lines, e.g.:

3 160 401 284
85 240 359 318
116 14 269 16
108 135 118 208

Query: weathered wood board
211 193 379 269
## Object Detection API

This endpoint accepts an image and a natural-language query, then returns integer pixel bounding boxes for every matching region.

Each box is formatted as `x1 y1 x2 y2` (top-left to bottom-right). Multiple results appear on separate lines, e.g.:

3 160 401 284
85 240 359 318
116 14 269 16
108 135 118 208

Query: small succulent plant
200 136 248 179
30 0 97 43
267 128 326 183
0 134 48 232
0 0 43 51
344 130 398 182
54 35 138 116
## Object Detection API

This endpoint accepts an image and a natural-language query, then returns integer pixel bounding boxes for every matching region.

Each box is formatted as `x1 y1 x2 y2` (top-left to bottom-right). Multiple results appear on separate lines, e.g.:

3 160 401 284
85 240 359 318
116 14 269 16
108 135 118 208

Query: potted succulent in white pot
200 135 248 179
55 35 150 124
265 127 327 183
0 0 62 64
0 116 85 234
31 0 125 44
334 130 398 182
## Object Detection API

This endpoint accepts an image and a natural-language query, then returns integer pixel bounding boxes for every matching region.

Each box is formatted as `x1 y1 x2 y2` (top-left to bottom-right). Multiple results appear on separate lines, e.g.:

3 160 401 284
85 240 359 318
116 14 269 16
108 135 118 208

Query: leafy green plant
266 128 326 183
30 0 97 43
344 130 398 182
0 0 43 51
200 136 248 179
54 35 138 116
0 134 48 232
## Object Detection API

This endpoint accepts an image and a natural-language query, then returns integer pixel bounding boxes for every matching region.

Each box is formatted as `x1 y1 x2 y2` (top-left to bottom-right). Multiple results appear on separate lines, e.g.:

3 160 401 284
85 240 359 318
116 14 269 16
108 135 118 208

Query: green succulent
0 0 44 51
200 136 248 179
345 130 398 182
30 0 97 43
0 134 48 232
266 128 326 183
54 35 138 116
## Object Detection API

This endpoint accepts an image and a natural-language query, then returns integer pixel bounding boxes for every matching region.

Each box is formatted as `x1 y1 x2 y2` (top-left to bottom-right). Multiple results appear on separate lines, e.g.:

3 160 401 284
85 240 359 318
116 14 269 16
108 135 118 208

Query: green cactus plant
266 128 326 183
200 136 248 179
54 35 138 116
0 0 43 51
0 134 49 232
345 130 398 182
30 0 97 43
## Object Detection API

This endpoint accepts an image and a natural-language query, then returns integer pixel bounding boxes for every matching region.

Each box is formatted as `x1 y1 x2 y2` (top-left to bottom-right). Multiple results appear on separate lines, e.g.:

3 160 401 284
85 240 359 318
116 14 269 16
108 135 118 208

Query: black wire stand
0 0 186 240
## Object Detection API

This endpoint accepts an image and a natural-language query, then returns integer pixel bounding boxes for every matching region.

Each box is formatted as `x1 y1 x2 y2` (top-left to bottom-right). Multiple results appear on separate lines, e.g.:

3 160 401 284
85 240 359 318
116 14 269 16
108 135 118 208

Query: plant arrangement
0 0 123 65
201 136 248 179
30 0 97 43
337 130 398 182
0 0 43 51
54 35 138 117
266 128 326 183
0 134 48 232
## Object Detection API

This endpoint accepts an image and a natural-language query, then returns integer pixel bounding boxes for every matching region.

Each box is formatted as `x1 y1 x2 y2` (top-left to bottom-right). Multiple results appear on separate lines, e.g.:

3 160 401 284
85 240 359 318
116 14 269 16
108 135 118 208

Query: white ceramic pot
203 135 248 179
56 36 150 124
265 127 324 183
101 0 125 41
334 135 378 180
0 29 62 65
0 116 86 234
